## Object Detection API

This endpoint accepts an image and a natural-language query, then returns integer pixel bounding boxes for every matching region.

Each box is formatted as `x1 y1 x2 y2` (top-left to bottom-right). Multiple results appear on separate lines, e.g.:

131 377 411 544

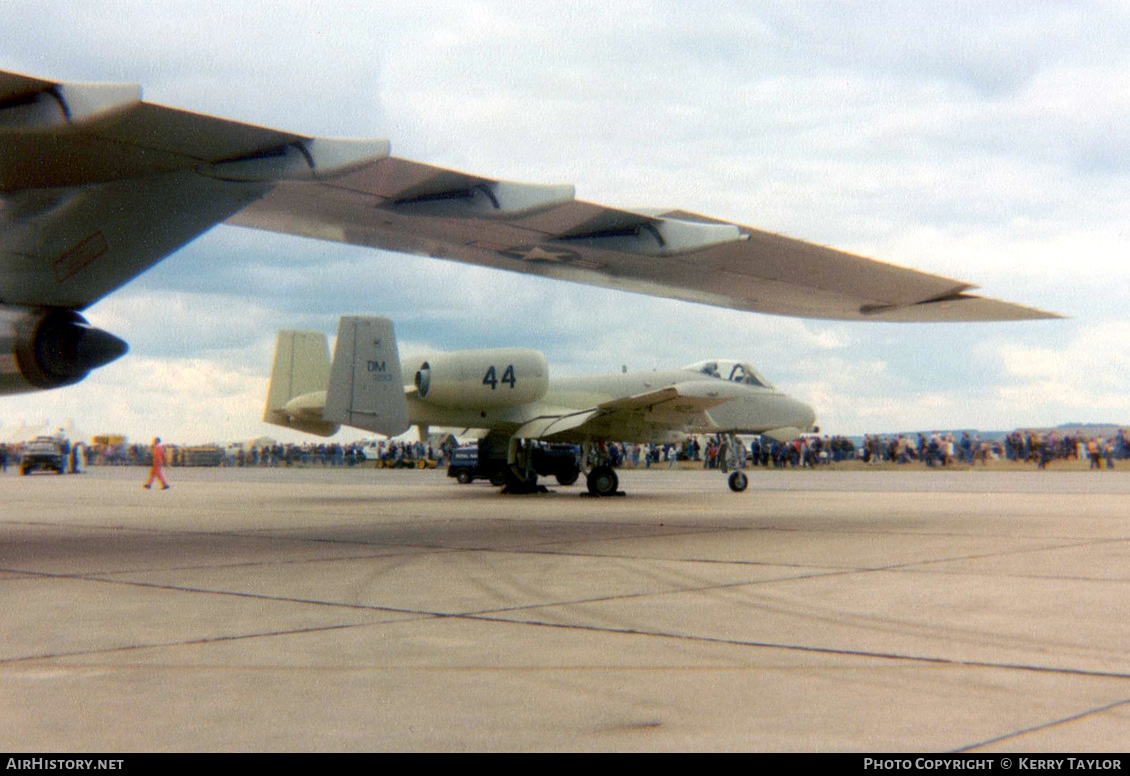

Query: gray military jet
264 316 816 495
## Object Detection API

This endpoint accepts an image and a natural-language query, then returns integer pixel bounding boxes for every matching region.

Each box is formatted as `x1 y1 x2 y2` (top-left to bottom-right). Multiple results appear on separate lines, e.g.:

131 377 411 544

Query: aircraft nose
790 396 817 431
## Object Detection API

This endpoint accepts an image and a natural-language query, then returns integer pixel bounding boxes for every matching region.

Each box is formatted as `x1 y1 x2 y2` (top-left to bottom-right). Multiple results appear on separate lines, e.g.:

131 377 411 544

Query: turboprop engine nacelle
411 348 548 409
0 306 128 396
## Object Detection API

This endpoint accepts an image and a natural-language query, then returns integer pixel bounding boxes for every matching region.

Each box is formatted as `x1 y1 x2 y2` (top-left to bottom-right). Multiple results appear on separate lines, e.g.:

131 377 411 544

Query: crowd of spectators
1003 430 1128 469
604 436 847 469
0 438 453 471
4 429 1128 473
602 428 1130 471
224 439 451 468
213 439 450 468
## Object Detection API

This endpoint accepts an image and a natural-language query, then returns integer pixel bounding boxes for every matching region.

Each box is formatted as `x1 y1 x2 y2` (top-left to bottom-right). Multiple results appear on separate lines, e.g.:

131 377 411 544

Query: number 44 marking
483 365 516 390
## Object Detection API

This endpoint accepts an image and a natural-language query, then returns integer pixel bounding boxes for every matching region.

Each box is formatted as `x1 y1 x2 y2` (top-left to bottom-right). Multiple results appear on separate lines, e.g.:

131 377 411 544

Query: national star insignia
498 245 582 264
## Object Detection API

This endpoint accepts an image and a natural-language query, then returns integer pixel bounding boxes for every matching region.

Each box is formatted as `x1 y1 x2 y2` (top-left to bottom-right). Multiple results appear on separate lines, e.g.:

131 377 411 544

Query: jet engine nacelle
411 348 548 409
0 306 128 396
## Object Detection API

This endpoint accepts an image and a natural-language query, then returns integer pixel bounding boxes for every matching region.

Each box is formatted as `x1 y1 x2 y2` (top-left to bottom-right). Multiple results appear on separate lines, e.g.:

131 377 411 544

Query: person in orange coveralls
143 437 170 490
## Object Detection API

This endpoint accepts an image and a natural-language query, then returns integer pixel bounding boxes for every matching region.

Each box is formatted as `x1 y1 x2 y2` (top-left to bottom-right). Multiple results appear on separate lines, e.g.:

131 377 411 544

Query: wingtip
860 294 1063 322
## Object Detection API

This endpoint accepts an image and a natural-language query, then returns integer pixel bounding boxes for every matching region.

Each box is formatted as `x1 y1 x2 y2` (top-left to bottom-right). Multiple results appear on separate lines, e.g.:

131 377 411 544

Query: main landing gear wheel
728 471 749 492
586 465 619 497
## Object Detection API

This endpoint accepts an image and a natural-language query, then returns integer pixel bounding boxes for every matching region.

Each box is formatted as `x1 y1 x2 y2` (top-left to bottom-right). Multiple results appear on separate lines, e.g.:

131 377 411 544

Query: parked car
20 437 65 475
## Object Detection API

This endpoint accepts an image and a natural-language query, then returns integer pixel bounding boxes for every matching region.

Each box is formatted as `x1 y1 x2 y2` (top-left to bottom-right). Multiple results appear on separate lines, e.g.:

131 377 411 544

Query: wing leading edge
229 159 1056 323
0 68 1056 321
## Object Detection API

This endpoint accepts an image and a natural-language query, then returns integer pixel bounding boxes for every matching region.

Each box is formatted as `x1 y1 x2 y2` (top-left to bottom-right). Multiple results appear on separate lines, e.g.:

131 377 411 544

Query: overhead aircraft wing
515 380 744 441
0 69 386 310
0 68 1054 321
230 165 1058 323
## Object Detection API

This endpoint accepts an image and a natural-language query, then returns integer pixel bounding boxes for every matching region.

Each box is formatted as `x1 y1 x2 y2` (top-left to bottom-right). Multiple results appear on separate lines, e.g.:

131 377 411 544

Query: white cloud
0 356 267 445
995 321 1130 419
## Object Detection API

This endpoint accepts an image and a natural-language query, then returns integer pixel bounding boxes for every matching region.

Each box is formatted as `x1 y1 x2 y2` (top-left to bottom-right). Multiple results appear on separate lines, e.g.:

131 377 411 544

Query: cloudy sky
1 1 1128 444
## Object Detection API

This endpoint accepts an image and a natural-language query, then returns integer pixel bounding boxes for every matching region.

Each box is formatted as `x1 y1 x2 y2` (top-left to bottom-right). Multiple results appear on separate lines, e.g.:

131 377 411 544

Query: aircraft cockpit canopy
684 359 774 389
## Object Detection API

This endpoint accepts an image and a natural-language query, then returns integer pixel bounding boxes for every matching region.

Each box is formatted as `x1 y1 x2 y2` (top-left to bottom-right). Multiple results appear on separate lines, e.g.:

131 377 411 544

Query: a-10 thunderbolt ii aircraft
264 316 817 496
0 68 1054 401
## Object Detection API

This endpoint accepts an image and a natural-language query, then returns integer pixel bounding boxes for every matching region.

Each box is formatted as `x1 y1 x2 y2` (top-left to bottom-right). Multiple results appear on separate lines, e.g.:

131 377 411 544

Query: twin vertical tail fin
263 330 340 436
263 317 410 438
323 316 410 437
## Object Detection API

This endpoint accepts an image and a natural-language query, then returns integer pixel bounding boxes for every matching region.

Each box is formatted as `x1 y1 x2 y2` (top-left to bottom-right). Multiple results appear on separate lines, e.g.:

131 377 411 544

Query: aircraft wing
230 167 1057 323
0 68 1054 321
514 380 744 441
0 69 386 310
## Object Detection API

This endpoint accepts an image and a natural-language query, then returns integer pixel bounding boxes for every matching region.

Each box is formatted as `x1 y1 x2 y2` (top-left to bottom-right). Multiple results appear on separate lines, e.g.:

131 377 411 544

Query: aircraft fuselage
402 366 816 444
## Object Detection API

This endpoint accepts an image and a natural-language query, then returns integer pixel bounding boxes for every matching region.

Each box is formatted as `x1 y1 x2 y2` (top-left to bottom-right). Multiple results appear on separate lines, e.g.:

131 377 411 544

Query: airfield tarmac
1 464 1128 752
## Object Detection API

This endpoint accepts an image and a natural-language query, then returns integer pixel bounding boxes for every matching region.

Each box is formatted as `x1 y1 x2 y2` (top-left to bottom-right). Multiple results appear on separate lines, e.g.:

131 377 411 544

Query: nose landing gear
720 433 750 493
728 470 748 492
